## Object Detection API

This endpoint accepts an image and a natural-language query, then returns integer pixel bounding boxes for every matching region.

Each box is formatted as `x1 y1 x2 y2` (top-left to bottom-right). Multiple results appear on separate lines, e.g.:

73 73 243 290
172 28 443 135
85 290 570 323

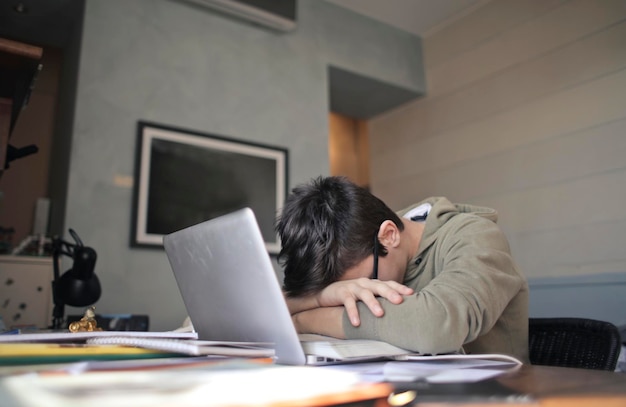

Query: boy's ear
377 220 401 248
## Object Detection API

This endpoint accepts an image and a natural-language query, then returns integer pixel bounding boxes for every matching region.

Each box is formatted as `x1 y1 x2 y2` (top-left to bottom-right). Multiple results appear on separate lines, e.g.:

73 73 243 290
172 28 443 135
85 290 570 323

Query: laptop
163 207 411 365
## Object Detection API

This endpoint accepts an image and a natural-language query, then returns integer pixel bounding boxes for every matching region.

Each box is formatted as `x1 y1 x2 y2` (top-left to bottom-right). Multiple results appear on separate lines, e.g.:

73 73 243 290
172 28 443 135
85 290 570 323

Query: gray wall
63 0 423 330
370 0 626 327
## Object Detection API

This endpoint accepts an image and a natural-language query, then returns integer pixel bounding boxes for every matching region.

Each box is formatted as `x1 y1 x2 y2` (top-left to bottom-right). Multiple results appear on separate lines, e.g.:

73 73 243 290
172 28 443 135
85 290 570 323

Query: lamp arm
69 228 84 246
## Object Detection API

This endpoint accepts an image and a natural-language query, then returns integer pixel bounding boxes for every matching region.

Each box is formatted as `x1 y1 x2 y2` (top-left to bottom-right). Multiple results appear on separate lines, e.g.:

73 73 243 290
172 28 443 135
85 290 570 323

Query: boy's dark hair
276 176 404 297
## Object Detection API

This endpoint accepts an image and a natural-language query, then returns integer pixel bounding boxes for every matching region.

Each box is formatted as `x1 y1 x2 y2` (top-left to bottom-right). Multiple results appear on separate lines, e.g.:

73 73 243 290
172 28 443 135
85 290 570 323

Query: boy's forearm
284 293 320 315
292 307 346 338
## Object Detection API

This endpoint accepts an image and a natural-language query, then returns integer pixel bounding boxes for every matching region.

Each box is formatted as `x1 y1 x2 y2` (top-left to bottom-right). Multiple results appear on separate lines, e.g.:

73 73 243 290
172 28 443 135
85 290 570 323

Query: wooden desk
0 361 624 406
412 365 626 407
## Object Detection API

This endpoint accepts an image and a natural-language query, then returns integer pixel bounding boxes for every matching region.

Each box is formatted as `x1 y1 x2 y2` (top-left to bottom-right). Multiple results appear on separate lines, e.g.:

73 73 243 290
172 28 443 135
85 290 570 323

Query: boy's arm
284 294 320 315
344 220 525 354
292 306 346 338
285 279 414 326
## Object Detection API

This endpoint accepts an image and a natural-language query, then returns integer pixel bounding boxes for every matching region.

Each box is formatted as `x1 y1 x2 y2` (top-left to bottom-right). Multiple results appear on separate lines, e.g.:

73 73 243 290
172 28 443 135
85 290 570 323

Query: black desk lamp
51 229 100 330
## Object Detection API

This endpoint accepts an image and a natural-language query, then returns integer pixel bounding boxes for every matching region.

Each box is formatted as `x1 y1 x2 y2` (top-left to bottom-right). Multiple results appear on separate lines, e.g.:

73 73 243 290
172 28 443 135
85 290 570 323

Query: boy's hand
317 278 414 326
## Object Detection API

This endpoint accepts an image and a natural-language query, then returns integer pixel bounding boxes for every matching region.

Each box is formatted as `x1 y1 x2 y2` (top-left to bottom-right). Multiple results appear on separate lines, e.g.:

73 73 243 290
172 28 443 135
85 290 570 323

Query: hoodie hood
397 197 498 257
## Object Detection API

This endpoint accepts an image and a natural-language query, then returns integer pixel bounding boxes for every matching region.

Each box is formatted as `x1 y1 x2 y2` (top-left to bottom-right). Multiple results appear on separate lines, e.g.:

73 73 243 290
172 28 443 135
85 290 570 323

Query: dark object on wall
51 228 100 329
0 37 43 171
132 121 288 254
528 317 621 371
5 144 38 169
175 0 296 32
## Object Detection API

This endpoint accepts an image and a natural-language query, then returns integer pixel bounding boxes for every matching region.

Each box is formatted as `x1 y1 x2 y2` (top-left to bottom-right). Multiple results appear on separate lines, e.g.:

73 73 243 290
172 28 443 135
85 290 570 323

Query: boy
276 176 529 362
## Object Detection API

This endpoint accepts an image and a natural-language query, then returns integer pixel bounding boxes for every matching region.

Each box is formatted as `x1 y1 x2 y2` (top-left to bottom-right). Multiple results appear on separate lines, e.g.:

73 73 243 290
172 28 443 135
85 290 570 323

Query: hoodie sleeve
342 214 525 355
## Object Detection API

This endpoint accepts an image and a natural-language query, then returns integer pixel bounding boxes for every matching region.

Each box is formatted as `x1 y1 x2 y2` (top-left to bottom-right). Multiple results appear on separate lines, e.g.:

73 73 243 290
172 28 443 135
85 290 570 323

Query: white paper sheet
321 357 520 383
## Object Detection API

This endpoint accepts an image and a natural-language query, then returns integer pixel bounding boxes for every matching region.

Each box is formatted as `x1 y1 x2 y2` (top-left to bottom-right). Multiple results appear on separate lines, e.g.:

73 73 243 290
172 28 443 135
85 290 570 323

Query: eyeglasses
372 234 379 280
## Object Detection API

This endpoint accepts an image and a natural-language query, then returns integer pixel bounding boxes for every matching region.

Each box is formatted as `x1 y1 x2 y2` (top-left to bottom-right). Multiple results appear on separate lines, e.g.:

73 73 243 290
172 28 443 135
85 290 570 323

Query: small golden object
68 306 103 332
388 391 417 406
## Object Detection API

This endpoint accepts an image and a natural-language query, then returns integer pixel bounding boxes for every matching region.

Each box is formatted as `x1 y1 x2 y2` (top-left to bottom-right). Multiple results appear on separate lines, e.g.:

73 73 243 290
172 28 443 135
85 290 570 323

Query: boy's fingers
343 298 361 326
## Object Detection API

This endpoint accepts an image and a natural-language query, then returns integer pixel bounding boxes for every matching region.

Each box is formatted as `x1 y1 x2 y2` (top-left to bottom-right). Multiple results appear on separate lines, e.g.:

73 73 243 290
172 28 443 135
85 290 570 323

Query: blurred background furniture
0 254 53 329
529 317 621 371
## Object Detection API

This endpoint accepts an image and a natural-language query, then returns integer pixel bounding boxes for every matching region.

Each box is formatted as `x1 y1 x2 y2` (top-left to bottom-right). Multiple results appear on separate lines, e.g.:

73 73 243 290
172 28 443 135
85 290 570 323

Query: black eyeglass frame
372 233 379 280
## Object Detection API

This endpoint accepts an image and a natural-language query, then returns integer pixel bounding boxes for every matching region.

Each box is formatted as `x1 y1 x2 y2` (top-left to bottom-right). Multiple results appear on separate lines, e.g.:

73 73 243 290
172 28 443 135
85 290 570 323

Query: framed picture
132 121 288 253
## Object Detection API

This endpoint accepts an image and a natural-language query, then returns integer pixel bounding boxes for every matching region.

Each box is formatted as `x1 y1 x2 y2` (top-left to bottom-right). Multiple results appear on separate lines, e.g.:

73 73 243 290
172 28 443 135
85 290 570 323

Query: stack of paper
0 331 275 365
0 343 179 366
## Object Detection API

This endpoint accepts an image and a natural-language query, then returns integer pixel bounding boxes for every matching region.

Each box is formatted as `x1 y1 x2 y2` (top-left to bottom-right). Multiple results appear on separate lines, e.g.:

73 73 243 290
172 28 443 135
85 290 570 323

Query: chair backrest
528 317 622 371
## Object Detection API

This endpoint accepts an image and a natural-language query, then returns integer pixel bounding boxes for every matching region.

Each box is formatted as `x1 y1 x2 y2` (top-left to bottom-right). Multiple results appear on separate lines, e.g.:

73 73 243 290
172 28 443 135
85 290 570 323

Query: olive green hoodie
343 197 529 362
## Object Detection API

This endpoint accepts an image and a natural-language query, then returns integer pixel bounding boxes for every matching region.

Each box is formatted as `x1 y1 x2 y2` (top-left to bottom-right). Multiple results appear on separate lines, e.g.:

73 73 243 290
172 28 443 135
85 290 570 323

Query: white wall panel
373 68 626 182
424 0 565 69
376 116 626 210
370 0 626 296
427 0 626 98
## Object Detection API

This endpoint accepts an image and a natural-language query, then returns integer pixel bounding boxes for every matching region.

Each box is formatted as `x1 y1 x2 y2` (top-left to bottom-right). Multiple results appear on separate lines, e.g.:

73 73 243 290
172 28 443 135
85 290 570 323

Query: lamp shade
58 246 101 306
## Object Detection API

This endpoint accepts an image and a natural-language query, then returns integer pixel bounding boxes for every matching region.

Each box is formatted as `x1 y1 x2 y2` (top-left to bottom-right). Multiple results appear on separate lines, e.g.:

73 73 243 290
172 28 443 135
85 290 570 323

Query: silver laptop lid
163 208 306 365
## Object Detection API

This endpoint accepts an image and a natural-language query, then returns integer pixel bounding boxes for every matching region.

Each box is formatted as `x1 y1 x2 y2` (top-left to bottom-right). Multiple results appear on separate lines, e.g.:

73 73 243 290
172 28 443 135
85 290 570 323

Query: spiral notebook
0 330 198 343
85 337 275 358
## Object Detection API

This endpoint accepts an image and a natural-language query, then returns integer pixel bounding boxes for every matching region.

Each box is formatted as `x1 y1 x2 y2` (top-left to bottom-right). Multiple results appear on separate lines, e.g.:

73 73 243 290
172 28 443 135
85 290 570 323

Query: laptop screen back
163 208 306 365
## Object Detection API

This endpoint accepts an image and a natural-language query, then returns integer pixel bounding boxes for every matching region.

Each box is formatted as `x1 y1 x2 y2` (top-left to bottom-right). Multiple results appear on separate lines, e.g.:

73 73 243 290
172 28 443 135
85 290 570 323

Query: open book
300 334 412 360
299 334 523 365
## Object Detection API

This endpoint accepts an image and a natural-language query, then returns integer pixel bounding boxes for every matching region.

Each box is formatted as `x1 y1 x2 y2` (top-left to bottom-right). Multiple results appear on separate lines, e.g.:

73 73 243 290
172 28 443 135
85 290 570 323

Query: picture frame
132 121 288 253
